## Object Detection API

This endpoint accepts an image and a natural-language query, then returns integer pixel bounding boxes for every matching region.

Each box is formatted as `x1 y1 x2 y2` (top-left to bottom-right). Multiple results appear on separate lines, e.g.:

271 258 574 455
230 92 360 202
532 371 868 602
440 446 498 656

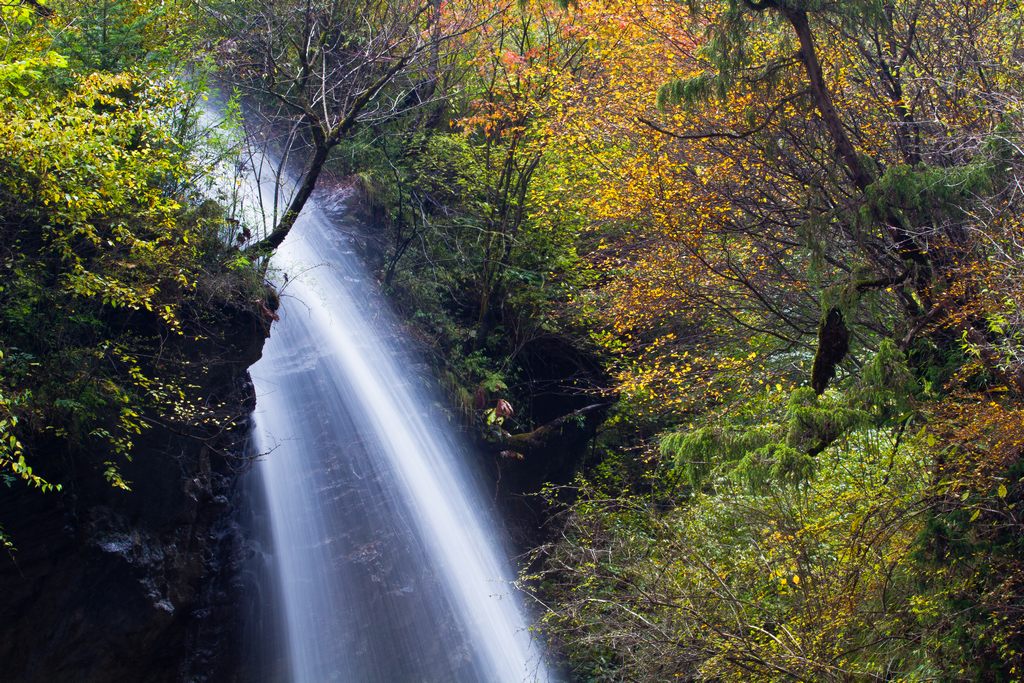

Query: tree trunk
247 51 418 255
494 404 607 457
250 140 331 254
783 7 875 191
784 8 930 273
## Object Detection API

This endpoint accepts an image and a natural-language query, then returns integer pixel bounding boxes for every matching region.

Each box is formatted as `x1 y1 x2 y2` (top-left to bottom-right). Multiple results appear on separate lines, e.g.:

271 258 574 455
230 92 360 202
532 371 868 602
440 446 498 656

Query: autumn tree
649 0 1024 396
507 0 1024 678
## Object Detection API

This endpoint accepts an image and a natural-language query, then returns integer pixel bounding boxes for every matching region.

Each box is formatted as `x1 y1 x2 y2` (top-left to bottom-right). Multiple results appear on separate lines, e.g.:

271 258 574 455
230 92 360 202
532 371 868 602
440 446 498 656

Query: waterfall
241 150 551 682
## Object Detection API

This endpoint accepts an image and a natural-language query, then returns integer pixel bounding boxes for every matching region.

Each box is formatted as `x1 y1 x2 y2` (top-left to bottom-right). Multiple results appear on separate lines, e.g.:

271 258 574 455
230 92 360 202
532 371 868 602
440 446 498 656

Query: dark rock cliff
0 301 268 683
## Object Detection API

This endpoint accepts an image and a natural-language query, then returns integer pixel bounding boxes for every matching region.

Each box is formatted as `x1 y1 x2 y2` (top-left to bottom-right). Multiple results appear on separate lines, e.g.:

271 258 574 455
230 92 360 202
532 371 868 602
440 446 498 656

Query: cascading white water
242 151 552 681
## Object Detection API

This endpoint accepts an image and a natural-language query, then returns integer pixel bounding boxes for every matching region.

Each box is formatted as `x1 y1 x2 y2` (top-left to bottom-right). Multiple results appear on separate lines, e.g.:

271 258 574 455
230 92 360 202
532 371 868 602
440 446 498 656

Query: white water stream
240 148 551 681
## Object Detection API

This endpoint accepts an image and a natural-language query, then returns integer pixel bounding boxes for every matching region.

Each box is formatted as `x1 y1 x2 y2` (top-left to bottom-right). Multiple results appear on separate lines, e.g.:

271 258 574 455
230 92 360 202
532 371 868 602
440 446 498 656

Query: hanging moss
661 424 783 487
856 338 919 419
663 339 922 492
657 73 720 110
785 387 861 455
809 307 850 394
730 442 815 490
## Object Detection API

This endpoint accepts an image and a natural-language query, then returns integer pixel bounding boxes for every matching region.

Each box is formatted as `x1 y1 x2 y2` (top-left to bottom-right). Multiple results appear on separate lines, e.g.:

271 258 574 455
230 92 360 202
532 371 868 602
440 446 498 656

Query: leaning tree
207 0 472 252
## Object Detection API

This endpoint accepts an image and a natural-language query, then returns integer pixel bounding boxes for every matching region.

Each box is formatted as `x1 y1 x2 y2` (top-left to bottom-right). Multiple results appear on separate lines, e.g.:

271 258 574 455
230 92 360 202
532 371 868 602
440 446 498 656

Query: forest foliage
0 0 262 545
235 0 1023 679
3 0 1024 678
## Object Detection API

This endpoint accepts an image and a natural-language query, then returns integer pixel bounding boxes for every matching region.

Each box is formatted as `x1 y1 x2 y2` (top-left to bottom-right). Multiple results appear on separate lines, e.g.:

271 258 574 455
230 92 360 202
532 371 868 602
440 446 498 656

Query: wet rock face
0 303 266 683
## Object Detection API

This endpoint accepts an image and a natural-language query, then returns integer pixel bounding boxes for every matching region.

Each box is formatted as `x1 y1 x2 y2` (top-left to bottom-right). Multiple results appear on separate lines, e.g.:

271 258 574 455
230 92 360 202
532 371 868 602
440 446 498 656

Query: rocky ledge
0 299 269 683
